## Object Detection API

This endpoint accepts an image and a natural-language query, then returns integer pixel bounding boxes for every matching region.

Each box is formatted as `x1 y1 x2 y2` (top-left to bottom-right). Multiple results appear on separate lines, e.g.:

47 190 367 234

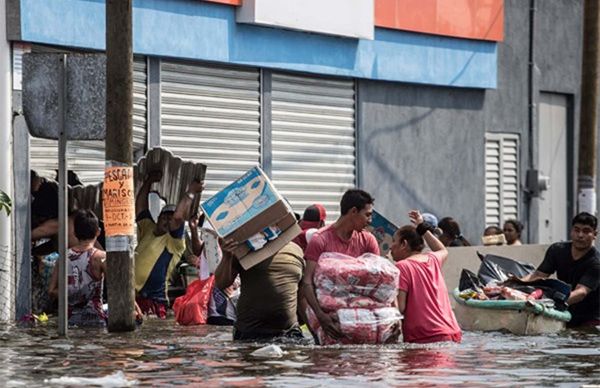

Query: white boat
452 288 571 335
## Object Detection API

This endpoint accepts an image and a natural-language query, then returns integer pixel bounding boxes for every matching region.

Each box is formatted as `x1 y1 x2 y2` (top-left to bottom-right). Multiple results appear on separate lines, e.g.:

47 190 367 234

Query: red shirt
396 253 462 343
304 224 380 261
292 231 309 252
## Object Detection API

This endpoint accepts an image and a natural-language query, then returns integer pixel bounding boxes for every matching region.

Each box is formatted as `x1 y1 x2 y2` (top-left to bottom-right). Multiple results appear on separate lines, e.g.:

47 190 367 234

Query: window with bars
485 134 520 227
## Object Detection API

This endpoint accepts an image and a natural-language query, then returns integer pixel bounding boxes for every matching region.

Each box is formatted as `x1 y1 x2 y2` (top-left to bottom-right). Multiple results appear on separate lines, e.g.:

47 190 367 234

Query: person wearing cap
292 204 327 251
302 189 380 341
421 212 443 239
134 170 205 318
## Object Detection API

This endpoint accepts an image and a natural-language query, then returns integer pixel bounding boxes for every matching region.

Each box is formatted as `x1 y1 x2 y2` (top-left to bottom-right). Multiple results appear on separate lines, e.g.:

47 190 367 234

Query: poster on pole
102 166 135 237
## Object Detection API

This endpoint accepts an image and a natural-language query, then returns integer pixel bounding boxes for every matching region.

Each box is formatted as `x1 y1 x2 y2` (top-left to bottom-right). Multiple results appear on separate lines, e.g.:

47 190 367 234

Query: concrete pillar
0 1 15 321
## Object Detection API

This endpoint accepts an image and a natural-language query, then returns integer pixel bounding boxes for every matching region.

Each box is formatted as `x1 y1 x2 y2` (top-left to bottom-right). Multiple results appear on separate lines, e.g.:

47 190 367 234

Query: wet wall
358 0 586 244
357 80 486 242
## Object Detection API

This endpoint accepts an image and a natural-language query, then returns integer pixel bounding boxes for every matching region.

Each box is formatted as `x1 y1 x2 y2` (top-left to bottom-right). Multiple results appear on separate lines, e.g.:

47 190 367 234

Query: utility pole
578 0 600 215
105 0 136 331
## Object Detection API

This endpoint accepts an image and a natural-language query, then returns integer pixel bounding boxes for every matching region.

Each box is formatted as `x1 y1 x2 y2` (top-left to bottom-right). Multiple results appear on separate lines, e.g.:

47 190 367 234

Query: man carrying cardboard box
215 239 305 341
302 189 380 340
200 167 302 269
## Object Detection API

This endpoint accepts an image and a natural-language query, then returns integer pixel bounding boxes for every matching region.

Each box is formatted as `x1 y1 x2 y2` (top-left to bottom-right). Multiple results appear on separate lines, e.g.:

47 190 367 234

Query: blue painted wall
19 0 497 89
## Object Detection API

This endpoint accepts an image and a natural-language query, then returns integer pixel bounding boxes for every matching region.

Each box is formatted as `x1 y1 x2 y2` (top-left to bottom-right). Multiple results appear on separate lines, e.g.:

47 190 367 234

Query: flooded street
0 319 598 387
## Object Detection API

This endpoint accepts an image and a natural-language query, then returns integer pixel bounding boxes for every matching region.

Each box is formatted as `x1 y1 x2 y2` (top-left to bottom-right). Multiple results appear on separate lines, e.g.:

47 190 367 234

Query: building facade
0 0 596 318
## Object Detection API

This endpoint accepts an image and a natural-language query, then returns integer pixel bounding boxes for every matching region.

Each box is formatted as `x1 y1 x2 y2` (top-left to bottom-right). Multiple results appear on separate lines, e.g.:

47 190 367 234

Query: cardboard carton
201 166 300 269
238 223 302 270
366 210 398 256
481 233 507 246
232 212 299 259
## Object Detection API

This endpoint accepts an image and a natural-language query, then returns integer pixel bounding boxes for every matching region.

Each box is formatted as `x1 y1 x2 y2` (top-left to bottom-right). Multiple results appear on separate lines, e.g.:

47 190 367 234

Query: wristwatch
185 191 195 200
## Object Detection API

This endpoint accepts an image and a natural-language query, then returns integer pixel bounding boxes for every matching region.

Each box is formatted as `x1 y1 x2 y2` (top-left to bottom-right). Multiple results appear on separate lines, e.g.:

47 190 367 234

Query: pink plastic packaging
308 252 402 344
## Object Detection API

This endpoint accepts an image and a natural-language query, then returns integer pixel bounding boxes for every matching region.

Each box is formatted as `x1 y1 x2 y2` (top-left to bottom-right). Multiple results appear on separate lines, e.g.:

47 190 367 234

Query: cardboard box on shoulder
200 166 300 269
366 210 398 256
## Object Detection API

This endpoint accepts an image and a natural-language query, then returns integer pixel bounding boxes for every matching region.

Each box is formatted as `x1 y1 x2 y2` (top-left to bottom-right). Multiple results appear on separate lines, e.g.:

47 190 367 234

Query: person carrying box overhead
134 170 205 318
215 239 305 341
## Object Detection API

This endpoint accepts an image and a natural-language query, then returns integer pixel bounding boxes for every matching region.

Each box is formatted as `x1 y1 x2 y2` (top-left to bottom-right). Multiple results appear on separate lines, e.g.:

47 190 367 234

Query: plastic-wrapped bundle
315 293 384 311
337 309 379 343
306 306 401 345
375 307 403 343
314 252 400 310
305 306 334 345
308 252 401 344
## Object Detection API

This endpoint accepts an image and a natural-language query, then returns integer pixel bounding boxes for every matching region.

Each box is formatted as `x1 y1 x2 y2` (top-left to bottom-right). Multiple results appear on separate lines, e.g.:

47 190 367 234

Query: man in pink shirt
302 189 380 340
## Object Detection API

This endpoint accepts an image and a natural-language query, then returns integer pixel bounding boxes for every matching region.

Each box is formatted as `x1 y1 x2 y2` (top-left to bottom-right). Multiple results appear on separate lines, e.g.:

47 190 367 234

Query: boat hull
453 301 566 335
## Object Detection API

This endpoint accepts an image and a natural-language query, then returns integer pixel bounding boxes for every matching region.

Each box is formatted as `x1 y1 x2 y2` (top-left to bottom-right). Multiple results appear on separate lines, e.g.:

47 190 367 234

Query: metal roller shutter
271 72 356 221
160 60 261 198
21 44 148 184
485 134 519 227
132 59 148 158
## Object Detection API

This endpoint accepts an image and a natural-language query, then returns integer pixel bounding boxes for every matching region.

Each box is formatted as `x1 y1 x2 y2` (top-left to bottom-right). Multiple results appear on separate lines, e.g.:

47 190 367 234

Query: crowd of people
29 169 599 343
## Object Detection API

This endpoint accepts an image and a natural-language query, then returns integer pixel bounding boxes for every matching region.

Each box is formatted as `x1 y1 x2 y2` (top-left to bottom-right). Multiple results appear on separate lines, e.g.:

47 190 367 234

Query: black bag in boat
476 253 571 311
459 269 484 291
476 252 536 285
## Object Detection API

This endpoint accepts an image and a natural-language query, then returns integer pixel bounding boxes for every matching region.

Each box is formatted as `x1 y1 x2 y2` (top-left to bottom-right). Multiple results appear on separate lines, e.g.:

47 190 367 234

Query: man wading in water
302 189 380 340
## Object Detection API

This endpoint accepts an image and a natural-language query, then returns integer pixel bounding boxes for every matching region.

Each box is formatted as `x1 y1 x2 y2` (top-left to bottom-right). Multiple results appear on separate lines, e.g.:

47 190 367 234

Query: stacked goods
307 252 401 345
459 285 543 301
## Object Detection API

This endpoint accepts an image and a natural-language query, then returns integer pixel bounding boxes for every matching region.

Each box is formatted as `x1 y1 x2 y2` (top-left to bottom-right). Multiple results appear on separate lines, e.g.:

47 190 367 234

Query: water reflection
0 319 598 387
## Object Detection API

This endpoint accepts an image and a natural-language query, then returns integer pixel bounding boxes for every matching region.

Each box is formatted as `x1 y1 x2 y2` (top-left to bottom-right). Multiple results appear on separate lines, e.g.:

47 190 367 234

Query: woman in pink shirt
390 211 462 344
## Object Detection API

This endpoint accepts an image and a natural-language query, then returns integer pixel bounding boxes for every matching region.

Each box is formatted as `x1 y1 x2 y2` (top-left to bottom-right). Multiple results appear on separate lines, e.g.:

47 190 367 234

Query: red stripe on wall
375 0 504 42
203 0 241 6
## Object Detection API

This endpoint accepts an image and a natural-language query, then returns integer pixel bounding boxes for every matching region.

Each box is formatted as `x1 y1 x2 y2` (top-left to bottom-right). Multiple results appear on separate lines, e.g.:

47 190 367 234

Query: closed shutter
160 60 261 198
485 134 519 226
12 43 28 90
132 59 148 158
271 72 356 221
22 44 147 184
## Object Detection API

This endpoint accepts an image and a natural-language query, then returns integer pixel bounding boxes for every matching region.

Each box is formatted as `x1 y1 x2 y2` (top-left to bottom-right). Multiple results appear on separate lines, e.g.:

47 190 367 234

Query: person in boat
215 240 305 341
48 209 107 327
519 212 599 327
390 210 462 344
503 219 523 246
134 170 205 318
302 189 380 340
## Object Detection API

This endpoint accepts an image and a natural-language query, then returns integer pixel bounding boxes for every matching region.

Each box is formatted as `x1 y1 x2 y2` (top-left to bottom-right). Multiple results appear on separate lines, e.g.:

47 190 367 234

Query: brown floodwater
1 318 598 387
